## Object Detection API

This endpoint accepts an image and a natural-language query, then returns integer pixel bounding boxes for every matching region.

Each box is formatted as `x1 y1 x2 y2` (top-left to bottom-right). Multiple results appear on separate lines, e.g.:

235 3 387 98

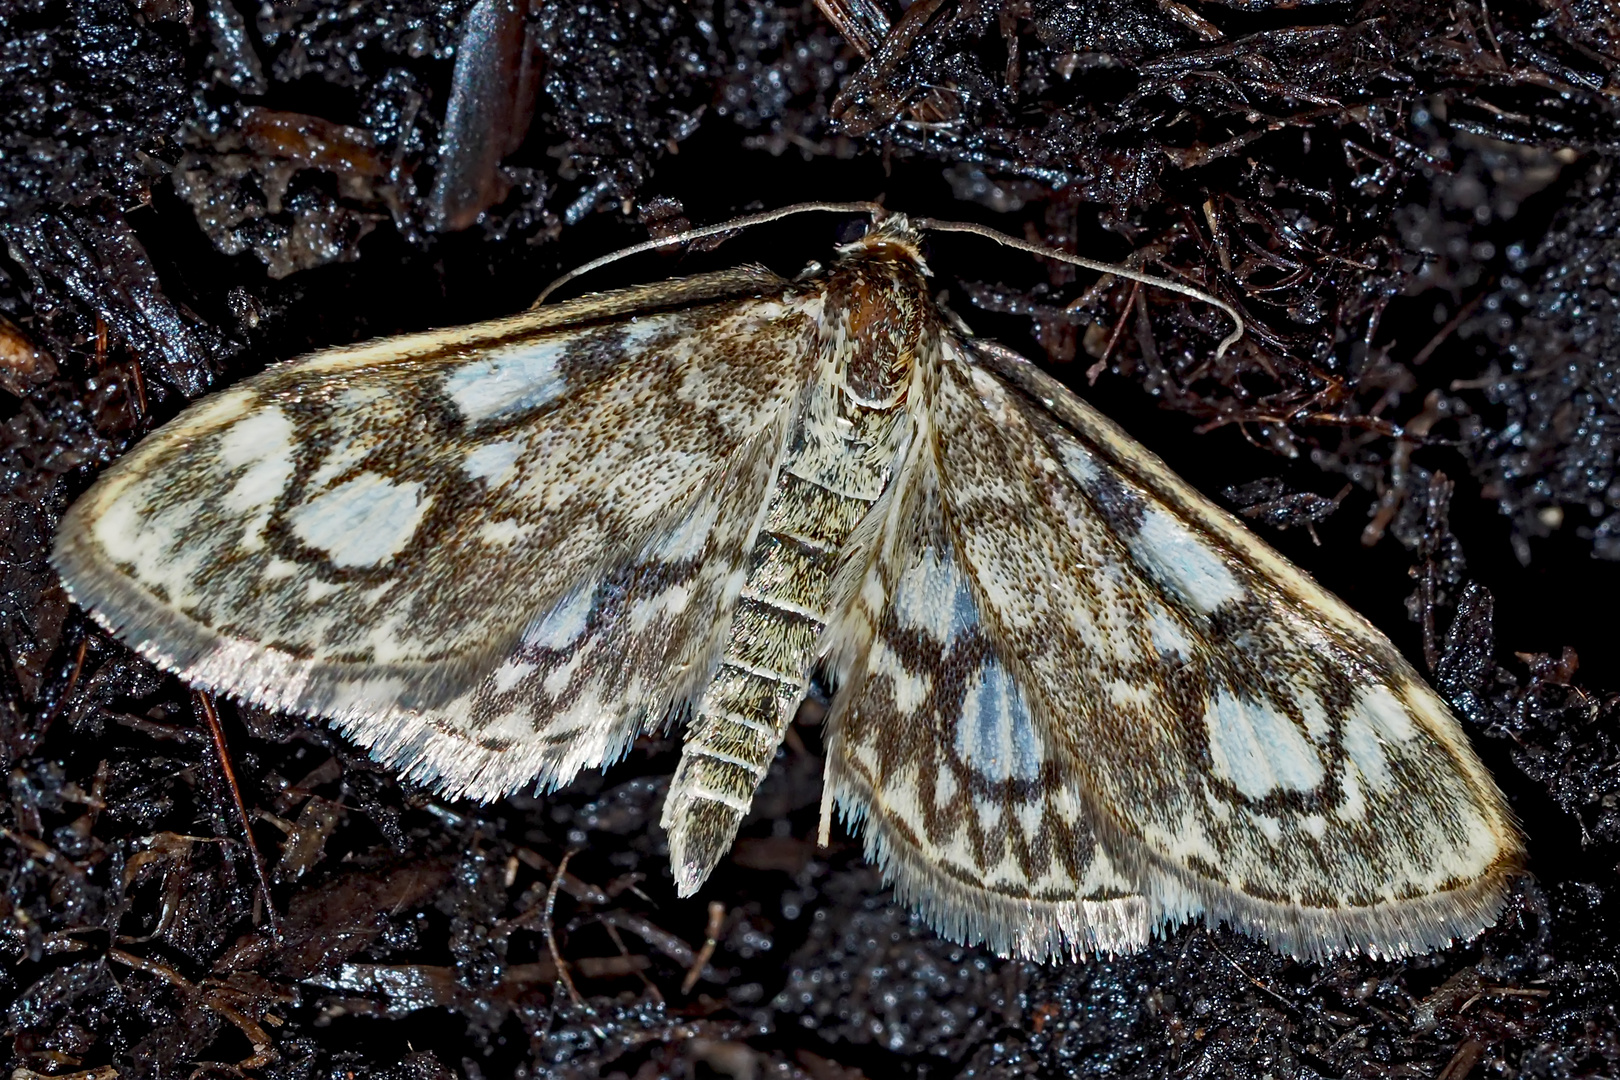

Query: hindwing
822 441 1147 959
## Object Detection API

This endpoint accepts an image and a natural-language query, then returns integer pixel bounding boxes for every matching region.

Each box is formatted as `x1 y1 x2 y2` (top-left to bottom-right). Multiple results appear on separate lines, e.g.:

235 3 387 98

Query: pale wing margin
52 267 813 729
820 424 1148 961
930 335 1524 960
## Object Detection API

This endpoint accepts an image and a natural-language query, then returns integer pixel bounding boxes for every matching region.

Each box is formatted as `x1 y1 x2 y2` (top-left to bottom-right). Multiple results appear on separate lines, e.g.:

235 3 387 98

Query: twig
595 910 700 966
196 694 278 935
108 949 277 1069
1201 931 1301 1018
1410 292 1485 367
128 350 148 427
682 901 726 994
1436 1037 1485 1080
602 920 663 1002
1085 279 1140 384
545 849 586 1008
35 635 89 747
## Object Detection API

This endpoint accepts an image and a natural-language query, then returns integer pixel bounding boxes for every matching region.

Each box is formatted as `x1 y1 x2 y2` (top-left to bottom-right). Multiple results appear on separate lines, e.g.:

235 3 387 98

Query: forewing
930 336 1523 959
53 269 816 723
822 442 1147 961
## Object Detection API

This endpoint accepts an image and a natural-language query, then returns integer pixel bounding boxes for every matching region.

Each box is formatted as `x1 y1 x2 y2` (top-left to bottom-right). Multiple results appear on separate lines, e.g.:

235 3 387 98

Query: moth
52 205 1524 962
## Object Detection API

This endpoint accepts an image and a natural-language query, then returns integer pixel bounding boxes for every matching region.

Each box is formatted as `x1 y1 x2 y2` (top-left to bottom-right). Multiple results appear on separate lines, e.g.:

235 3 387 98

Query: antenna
534 202 1245 360
532 201 885 307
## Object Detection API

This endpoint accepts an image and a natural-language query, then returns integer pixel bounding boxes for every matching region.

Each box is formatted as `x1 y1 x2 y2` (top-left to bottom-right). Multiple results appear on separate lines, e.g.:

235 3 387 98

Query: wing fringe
327 703 649 802
52 523 497 714
825 753 1152 962
1139 855 1525 963
56 534 650 801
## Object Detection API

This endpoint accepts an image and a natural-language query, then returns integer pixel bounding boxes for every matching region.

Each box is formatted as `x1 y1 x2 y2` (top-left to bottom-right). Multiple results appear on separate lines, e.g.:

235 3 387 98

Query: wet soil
1 1 1618 1076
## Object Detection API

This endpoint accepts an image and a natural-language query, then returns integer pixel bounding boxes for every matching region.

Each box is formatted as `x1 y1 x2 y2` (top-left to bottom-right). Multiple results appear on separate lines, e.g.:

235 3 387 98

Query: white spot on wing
1335 761 1367 821
1205 690 1324 799
955 659 1042 783
1148 611 1192 658
1342 684 1419 792
628 583 691 632
463 439 525 488
892 547 978 643
493 659 535 693
1055 439 1101 486
1357 684 1418 741
443 339 567 423
859 572 886 614
288 471 431 569
478 520 525 545
1016 798 1045 840
214 407 297 552
360 580 397 606
304 578 341 603
541 642 592 698
216 406 294 472
1107 680 1153 710
621 316 667 349
975 790 1001 835
873 643 931 716
525 586 595 651
651 500 718 561
1130 505 1246 612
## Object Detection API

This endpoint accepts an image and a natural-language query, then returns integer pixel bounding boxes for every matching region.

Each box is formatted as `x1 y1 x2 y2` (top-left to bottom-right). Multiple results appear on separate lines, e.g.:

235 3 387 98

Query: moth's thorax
823 232 935 410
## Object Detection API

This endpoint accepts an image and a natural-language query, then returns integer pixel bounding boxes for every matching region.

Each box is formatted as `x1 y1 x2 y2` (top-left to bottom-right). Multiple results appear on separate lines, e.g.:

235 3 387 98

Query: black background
1 1 1618 1077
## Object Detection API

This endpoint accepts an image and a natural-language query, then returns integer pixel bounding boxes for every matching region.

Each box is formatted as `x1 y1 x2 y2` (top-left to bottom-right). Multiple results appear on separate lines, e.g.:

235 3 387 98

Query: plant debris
1 0 1616 1076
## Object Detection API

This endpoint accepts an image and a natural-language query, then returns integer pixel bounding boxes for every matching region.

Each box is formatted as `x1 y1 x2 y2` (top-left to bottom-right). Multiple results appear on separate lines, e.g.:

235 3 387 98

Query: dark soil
2 1 1618 1077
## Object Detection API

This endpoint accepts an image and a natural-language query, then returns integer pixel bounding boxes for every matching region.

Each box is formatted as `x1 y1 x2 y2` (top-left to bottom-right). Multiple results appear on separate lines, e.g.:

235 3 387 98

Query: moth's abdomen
662 508 854 893
662 392 910 893
665 617 821 894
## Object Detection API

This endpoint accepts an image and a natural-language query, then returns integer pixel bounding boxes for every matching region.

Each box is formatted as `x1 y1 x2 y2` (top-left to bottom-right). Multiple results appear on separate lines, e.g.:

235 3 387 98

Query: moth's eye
836 218 872 245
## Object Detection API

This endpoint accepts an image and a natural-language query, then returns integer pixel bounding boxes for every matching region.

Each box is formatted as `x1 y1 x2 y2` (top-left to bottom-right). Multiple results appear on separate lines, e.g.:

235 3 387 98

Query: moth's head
835 213 932 276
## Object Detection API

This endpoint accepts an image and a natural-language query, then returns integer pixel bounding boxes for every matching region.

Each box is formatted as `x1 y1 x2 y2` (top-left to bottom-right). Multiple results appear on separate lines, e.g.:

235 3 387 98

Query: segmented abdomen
662 456 889 893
